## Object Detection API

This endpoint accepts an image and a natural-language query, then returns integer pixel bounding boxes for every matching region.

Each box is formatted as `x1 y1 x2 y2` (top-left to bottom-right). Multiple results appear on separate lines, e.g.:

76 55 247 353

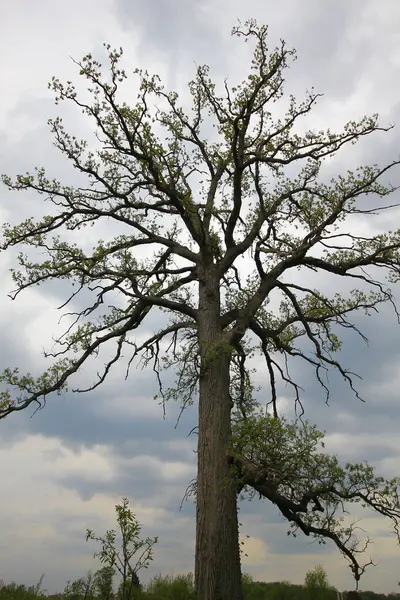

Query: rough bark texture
195 269 243 600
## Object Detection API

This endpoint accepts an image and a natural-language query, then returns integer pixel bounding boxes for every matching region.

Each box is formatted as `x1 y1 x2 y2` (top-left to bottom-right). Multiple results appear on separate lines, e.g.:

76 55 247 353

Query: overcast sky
1 0 400 595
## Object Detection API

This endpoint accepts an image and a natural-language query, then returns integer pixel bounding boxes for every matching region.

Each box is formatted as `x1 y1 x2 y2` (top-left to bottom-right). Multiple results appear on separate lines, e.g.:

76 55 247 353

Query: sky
1 0 400 594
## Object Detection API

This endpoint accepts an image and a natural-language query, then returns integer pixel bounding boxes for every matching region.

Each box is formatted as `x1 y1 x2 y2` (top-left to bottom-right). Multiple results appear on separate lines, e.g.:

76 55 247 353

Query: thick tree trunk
195 270 243 600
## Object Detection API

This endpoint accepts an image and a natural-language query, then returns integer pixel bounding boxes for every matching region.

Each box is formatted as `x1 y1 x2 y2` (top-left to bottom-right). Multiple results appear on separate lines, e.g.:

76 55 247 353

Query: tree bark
195 269 243 600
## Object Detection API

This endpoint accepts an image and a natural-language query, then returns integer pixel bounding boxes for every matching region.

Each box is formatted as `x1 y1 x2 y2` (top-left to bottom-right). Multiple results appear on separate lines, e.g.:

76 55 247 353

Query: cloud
1 0 400 595
0 434 196 591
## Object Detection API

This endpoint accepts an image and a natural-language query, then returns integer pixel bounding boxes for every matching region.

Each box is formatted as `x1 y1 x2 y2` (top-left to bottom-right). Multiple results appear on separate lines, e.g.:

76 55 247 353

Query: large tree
1 20 400 600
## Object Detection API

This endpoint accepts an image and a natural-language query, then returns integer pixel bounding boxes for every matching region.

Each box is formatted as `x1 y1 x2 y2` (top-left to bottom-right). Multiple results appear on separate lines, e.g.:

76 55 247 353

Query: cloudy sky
1 0 400 595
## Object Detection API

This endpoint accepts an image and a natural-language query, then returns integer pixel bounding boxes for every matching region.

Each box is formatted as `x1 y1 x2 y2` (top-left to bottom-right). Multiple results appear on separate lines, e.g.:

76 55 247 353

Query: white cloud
324 431 400 463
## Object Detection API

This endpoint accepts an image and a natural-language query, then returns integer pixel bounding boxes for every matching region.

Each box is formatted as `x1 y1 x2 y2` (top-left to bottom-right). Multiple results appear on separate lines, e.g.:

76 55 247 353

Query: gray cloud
114 0 226 84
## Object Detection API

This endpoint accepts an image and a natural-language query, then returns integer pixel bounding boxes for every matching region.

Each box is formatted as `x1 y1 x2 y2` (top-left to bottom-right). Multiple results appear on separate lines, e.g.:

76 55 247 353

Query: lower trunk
195 279 243 600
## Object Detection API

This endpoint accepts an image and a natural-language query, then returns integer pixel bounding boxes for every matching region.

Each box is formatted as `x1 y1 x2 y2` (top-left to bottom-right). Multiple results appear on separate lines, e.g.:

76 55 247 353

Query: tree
92 567 115 600
0 576 46 600
145 573 196 600
304 565 336 600
62 572 95 600
86 498 157 600
1 18 400 600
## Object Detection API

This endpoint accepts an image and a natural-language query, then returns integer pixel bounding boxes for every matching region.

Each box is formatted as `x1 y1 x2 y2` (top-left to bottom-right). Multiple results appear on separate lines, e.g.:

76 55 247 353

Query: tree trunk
195 270 243 600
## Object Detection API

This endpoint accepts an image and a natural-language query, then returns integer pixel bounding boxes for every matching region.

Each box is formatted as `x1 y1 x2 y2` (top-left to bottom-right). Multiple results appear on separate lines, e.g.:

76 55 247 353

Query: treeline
241 579 400 600
1 573 400 600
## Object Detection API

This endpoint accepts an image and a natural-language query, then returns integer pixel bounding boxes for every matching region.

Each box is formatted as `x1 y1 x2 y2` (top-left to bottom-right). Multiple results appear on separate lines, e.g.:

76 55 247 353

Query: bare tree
1 20 400 600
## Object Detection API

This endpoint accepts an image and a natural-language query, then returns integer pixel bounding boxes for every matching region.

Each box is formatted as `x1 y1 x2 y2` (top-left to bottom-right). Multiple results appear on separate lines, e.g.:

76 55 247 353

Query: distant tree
304 565 336 600
2 19 400 600
62 572 95 600
144 573 196 600
0 576 46 600
265 581 301 600
92 567 115 600
241 573 255 599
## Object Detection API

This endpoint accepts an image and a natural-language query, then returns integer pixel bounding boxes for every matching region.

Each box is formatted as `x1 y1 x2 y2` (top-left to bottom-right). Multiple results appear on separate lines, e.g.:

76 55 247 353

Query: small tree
2 19 400 600
86 498 157 600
